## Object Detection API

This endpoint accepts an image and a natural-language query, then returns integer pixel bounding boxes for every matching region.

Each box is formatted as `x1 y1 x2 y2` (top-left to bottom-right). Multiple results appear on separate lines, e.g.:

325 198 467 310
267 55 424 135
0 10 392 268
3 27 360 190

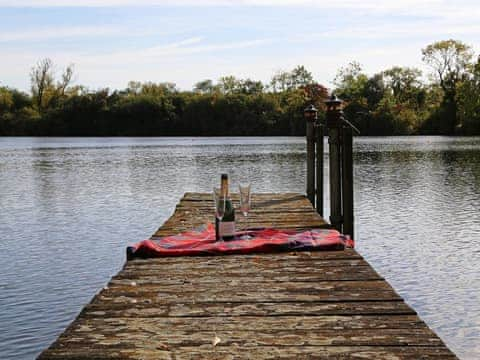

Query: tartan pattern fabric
127 224 353 259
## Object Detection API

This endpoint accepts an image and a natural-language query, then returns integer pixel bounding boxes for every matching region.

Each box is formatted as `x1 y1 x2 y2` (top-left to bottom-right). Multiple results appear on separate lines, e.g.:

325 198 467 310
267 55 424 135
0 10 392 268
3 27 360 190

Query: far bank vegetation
1 39 479 136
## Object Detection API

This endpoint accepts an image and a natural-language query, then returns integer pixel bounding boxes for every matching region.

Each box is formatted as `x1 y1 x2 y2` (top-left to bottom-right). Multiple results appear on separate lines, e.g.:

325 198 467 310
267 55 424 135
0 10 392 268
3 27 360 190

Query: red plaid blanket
127 224 353 259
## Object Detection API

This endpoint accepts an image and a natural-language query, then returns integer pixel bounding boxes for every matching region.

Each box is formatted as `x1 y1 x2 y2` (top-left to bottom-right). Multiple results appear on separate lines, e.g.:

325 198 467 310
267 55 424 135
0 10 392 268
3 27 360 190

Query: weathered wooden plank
124 250 362 264
40 346 457 360
176 199 315 207
95 280 401 303
82 300 416 318
182 192 303 201
175 206 315 213
176 199 314 209
158 219 329 230
155 219 331 235
113 266 382 283
97 291 400 304
103 280 394 293
47 328 444 350
125 258 368 270
57 315 426 332
166 211 326 222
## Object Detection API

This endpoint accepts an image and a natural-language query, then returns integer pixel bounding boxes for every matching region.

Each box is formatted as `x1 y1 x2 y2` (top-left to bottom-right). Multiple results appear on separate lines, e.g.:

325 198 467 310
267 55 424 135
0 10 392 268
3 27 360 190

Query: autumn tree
30 58 75 111
57 64 75 97
30 58 55 112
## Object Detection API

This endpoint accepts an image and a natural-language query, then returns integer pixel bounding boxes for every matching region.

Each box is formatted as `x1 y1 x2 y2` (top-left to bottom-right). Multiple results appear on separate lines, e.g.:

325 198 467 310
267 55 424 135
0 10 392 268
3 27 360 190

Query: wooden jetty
39 192 457 359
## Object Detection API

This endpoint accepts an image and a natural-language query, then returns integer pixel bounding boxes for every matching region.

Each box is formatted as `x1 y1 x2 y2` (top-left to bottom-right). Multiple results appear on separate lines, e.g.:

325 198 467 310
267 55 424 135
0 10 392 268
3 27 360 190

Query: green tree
456 56 480 134
270 70 291 92
333 62 369 131
270 65 313 92
0 87 14 113
290 65 314 89
0 86 39 135
382 66 427 133
422 39 473 133
218 76 240 94
194 79 219 94
364 73 386 109
238 79 264 95
333 62 368 102
383 67 422 100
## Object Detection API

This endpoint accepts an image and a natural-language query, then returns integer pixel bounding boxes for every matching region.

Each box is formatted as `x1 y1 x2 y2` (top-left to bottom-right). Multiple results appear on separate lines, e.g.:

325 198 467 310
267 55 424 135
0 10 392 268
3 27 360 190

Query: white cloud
0 0 463 10
72 36 273 67
0 35 275 89
296 22 480 42
0 26 121 42
3 0 480 23
0 0 433 6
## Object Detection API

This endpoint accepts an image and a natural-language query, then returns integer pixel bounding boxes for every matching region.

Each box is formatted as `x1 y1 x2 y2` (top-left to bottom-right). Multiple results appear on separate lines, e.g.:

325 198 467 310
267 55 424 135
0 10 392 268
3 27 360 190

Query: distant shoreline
2 134 479 138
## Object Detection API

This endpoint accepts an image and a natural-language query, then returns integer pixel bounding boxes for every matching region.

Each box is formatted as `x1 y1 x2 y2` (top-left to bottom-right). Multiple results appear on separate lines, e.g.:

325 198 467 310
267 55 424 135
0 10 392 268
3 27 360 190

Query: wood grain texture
39 192 457 359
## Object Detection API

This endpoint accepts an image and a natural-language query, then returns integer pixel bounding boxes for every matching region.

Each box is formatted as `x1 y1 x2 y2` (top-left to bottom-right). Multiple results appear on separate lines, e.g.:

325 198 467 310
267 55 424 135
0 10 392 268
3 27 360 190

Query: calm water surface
0 136 479 359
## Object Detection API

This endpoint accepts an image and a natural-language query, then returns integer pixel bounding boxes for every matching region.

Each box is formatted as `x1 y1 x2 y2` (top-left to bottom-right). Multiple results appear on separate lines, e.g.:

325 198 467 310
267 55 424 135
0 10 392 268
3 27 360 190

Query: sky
1 0 480 92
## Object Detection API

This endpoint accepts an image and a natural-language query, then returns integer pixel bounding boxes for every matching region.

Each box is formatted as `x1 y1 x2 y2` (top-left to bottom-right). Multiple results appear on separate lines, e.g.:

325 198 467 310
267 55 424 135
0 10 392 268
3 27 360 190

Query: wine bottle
219 173 235 240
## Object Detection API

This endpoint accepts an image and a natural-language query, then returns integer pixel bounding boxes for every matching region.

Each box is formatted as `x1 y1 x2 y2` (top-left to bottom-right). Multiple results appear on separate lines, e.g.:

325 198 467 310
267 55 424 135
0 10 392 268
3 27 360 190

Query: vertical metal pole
306 119 315 206
342 126 354 239
315 123 324 216
328 126 342 232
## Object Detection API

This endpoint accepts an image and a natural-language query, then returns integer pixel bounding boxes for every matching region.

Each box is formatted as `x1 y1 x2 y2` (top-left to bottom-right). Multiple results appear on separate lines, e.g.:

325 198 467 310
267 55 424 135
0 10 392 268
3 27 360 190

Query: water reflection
355 138 480 360
0 136 479 359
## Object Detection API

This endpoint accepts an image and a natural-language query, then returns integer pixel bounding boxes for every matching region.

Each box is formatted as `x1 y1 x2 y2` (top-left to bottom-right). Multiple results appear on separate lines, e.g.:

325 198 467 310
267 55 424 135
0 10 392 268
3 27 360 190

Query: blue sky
1 0 479 92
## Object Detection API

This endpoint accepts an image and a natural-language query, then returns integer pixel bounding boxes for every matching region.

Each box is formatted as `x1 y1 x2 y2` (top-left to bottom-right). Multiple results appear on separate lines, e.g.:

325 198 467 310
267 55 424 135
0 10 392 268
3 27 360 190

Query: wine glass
239 184 251 239
213 187 226 240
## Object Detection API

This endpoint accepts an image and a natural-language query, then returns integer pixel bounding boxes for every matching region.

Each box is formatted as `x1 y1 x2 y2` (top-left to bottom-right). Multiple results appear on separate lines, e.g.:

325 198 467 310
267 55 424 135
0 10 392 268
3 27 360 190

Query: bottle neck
221 178 229 197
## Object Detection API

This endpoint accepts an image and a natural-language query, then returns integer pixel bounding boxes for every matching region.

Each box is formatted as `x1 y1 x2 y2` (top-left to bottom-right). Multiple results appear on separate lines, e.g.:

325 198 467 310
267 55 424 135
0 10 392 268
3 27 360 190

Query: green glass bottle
219 173 235 240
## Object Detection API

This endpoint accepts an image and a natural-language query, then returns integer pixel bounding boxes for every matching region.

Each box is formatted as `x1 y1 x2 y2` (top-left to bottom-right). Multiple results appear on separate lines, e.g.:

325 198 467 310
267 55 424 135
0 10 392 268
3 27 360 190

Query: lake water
0 136 479 359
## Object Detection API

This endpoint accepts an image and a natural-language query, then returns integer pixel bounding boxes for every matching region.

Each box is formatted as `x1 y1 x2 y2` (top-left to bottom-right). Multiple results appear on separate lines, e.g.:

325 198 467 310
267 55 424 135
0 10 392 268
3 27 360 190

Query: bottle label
219 221 235 238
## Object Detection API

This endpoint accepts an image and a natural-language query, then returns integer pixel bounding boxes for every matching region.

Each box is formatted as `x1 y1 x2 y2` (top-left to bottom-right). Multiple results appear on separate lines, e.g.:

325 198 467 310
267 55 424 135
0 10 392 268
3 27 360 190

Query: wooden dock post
325 96 343 232
315 120 324 216
305 96 356 237
342 125 354 239
304 105 317 206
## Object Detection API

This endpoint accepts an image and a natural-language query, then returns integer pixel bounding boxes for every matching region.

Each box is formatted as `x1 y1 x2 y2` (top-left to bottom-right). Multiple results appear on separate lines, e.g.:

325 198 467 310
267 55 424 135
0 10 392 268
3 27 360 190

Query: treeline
1 39 480 136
